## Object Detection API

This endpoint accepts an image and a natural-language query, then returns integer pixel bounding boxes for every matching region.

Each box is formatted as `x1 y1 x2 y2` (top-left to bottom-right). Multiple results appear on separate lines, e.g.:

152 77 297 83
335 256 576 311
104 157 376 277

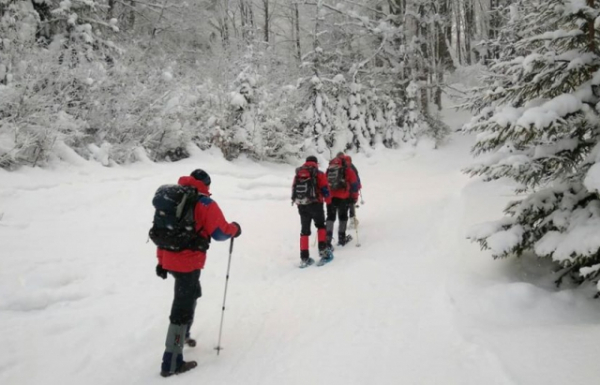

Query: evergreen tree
221 69 259 160
464 0 600 291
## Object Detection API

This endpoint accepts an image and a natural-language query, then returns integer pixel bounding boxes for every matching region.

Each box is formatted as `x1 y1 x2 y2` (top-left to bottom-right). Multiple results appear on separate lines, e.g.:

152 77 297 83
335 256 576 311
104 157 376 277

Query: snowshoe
160 361 198 377
317 248 334 266
337 235 353 246
299 257 315 268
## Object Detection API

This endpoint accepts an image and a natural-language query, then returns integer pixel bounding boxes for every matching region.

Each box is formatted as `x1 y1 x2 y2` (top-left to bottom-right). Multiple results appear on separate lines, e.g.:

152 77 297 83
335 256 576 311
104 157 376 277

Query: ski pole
353 216 361 247
215 238 234 355
360 190 364 205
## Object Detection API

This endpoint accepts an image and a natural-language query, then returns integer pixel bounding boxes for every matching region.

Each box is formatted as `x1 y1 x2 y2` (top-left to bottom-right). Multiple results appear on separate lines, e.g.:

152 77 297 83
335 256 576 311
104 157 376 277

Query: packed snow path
3 137 600 384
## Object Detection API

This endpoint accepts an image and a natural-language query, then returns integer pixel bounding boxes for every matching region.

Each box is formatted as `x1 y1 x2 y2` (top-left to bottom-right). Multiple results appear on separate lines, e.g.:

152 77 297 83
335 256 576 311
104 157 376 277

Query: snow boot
300 257 315 268
326 220 335 248
338 234 352 246
337 221 351 246
161 323 197 377
160 361 198 377
317 247 334 266
185 324 196 347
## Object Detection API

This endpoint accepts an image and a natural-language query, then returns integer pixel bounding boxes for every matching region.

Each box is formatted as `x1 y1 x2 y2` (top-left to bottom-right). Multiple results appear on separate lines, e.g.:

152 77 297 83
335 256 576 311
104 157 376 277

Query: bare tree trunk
418 3 429 114
240 0 247 43
314 0 322 51
588 0 596 53
151 0 169 39
108 0 116 20
263 0 269 43
436 0 453 110
464 0 473 64
222 0 230 48
455 0 462 64
488 0 500 60
388 0 405 16
128 0 135 31
294 3 301 61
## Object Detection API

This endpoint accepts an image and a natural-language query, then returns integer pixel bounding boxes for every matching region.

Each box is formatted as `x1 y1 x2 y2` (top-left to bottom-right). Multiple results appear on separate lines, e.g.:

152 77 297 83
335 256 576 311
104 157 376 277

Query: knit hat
305 155 318 164
190 169 211 186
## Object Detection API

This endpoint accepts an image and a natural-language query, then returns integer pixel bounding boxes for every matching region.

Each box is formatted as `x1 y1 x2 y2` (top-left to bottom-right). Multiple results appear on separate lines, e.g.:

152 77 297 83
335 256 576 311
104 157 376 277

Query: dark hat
336 152 345 158
190 169 211 186
306 155 318 164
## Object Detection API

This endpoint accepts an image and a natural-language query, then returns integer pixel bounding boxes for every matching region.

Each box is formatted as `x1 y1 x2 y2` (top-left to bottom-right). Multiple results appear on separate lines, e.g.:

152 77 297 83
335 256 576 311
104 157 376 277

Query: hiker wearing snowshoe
151 169 241 377
291 156 332 267
344 155 361 227
326 154 359 247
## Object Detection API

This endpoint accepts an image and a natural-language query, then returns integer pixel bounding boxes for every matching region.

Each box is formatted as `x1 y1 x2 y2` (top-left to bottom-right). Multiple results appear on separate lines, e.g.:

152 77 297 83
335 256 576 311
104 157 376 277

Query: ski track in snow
2 120 600 384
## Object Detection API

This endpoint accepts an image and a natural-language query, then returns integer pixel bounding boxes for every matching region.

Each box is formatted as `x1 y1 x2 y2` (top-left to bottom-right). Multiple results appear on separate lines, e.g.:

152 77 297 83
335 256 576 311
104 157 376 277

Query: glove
156 264 168 280
232 221 242 238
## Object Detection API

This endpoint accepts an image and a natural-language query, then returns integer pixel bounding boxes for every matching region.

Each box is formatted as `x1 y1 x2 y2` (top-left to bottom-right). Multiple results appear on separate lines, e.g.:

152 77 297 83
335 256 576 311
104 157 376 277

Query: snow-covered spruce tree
300 68 336 157
465 0 600 291
298 0 340 157
362 83 387 148
347 79 372 151
219 70 259 160
330 74 352 153
382 97 401 148
259 81 304 162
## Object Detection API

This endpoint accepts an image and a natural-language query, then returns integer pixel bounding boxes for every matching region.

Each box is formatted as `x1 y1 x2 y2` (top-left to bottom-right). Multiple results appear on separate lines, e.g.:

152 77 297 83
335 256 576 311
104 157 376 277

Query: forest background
0 0 495 167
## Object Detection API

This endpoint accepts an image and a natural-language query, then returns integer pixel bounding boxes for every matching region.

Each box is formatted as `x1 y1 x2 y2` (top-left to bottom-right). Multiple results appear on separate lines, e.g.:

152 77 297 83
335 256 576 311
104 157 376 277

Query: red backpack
327 157 347 191
292 166 319 205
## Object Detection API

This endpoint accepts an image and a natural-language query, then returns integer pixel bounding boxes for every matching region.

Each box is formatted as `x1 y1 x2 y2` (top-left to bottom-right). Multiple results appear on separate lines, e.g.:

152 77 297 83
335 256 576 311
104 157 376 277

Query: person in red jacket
291 156 332 267
326 153 359 247
344 155 362 227
156 169 241 377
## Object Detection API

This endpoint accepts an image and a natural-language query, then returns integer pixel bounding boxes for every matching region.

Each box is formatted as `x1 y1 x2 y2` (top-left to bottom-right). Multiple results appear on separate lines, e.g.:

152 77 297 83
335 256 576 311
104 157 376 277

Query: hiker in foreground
326 153 359 247
150 169 241 377
291 156 333 267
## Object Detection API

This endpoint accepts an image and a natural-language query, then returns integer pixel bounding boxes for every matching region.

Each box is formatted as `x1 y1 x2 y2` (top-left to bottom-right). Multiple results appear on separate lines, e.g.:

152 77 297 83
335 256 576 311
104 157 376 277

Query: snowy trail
3 133 600 384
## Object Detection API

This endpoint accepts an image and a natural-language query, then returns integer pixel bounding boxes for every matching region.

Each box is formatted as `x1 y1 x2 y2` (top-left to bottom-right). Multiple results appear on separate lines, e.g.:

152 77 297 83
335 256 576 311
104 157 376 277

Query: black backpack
149 185 210 252
292 166 319 205
327 158 347 191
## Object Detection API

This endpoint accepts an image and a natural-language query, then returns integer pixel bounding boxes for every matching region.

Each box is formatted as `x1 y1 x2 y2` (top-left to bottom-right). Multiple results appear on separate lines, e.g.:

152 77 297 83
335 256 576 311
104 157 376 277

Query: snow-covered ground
2 110 600 385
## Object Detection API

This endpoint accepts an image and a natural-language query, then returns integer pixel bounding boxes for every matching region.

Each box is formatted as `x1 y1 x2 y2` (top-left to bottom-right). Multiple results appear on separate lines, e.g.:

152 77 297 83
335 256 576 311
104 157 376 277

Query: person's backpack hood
178 176 211 195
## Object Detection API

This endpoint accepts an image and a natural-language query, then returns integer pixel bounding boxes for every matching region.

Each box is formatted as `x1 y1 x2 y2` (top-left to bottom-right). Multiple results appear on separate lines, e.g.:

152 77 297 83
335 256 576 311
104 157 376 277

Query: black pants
298 203 327 259
169 270 202 326
298 203 326 235
327 198 349 222
348 198 356 218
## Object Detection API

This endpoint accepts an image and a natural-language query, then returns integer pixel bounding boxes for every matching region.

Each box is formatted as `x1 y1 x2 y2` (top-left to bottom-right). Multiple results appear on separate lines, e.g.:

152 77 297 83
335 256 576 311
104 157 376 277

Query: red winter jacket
292 161 332 205
156 176 239 272
329 158 359 201
345 156 362 191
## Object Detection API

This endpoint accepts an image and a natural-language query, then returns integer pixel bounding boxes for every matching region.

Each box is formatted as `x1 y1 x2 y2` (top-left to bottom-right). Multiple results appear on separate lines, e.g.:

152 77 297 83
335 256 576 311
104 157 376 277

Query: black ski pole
215 238 234 355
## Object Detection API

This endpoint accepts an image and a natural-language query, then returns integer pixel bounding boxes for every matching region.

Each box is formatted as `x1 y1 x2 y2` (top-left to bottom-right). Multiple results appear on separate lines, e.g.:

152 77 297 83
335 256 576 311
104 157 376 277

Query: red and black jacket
157 176 238 272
